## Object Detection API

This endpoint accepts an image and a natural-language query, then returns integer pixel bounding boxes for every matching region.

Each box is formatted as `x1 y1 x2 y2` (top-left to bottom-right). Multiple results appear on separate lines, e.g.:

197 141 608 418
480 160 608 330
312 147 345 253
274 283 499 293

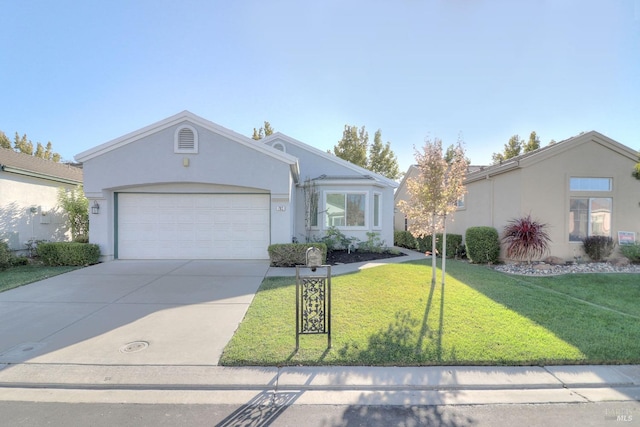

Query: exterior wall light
91 201 100 214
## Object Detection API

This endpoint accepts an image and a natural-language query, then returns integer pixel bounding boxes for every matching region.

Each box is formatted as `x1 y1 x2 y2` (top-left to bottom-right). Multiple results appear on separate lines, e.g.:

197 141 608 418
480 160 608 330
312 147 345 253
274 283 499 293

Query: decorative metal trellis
295 265 331 350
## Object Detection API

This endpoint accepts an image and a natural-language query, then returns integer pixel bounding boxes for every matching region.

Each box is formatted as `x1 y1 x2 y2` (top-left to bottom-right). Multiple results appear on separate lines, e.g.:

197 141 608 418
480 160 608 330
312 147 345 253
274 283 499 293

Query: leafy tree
491 132 541 164
35 142 46 158
0 131 10 149
57 185 89 242
252 121 274 140
368 130 401 179
522 131 540 153
333 125 369 168
633 151 640 180
14 132 33 155
332 125 401 179
398 137 468 285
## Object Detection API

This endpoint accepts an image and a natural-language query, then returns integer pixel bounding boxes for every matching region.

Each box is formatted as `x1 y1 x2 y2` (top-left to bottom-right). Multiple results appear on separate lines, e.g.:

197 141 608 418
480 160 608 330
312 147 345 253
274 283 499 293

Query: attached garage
116 193 271 260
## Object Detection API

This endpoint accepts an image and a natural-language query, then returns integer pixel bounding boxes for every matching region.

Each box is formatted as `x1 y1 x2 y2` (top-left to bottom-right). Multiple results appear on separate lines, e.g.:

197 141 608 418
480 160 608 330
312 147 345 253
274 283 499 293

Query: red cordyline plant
502 214 552 263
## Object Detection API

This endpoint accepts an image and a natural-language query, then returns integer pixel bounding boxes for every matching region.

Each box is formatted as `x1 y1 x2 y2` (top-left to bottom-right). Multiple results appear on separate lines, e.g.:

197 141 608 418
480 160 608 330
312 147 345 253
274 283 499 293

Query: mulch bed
326 250 406 265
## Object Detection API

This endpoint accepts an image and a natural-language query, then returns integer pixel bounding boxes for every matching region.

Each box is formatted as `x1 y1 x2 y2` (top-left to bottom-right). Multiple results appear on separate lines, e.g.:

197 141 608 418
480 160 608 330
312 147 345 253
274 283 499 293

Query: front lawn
220 259 640 366
0 264 80 293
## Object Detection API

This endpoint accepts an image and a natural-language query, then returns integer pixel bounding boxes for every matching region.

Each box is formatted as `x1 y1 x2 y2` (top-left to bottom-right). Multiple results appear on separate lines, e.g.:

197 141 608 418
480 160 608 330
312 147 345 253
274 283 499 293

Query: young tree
251 121 274 140
332 125 369 168
368 130 401 180
57 185 89 242
398 137 468 286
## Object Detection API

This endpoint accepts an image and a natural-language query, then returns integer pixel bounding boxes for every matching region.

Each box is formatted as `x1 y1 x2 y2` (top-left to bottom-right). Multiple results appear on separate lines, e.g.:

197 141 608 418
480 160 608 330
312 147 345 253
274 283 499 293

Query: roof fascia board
1 165 82 186
263 133 399 188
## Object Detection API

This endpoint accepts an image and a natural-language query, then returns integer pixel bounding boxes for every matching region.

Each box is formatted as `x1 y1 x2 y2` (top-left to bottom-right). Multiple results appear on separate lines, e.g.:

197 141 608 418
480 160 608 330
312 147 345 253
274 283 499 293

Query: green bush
358 232 386 253
0 241 14 270
465 227 500 264
415 233 463 258
321 227 354 251
394 231 417 250
620 243 640 263
582 236 615 262
268 243 327 267
37 242 101 266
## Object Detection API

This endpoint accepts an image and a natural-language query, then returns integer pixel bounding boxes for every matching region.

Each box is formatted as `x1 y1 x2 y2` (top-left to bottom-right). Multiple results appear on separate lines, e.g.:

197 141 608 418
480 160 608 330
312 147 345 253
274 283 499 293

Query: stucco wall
0 173 73 251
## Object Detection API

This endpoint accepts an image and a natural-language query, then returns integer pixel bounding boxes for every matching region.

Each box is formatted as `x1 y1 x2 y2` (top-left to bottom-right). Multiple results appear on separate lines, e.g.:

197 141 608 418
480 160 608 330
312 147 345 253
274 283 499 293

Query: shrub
268 243 327 267
0 241 14 270
321 227 354 251
620 243 640 263
465 227 500 264
582 236 615 262
501 215 551 263
394 231 417 250
358 232 386 253
415 233 463 258
37 242 100 266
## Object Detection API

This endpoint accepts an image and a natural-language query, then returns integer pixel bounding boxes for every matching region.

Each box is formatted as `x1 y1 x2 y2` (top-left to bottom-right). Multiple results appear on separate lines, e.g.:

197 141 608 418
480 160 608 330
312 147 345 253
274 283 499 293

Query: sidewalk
0 363 639 405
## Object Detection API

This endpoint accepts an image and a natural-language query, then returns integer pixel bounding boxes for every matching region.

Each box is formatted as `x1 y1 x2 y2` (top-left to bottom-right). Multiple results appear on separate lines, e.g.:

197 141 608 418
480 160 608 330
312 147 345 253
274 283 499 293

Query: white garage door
117 193 270 259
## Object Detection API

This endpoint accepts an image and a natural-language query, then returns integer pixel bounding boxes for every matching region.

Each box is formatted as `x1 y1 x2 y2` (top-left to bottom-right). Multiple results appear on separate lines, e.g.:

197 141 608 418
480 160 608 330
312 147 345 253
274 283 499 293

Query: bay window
325 192 366 227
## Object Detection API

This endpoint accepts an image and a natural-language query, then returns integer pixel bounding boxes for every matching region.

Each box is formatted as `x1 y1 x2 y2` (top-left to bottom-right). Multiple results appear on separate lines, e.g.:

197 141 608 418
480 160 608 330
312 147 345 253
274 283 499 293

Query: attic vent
174 125 198 153
273 142 286 152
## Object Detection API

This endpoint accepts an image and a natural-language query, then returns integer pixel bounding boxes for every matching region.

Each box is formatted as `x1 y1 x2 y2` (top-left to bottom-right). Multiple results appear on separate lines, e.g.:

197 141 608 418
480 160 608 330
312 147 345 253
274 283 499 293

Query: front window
569 197 612 242
325 193 365 227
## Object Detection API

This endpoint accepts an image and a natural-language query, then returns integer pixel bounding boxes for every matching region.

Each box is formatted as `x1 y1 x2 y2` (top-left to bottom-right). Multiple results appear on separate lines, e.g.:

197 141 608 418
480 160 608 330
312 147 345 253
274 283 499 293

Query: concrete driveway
0 260 269 366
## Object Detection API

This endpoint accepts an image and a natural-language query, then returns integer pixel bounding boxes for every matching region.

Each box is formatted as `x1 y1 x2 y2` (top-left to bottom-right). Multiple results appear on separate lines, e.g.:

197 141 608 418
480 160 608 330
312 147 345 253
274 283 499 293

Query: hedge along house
441 131 640 262
0 148 83 253
75 111 398 261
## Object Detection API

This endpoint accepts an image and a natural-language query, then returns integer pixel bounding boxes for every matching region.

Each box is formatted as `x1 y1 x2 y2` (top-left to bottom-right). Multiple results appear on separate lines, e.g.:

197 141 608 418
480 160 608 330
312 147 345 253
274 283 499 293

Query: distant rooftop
0 148 83 184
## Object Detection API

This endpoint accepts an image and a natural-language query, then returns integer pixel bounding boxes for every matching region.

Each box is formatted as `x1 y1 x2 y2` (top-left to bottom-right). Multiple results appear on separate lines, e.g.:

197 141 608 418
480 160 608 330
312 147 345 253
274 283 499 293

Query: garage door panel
117 193 270 259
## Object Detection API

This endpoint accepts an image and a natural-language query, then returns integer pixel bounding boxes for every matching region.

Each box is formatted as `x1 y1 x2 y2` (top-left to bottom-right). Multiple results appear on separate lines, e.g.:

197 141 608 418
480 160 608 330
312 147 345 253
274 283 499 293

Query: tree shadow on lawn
337 277 456 365
441 259 640 364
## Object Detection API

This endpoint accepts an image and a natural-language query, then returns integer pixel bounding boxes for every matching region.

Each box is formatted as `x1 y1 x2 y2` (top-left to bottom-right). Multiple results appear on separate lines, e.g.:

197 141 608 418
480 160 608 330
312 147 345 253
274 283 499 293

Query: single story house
0 148 83 252
75 111 398 261
395 131 640 261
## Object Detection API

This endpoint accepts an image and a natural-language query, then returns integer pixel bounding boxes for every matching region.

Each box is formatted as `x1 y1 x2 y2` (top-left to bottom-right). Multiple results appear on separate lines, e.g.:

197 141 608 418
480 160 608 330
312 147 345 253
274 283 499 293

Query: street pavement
0 249 638 409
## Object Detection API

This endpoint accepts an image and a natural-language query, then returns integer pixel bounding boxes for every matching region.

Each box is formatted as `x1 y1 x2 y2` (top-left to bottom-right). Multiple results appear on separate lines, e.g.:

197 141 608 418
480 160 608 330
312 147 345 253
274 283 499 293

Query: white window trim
323 191 369 230
174 125 199 154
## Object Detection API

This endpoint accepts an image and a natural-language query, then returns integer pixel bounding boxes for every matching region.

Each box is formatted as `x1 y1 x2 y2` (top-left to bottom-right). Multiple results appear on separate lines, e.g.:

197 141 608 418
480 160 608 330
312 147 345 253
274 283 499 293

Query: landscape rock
543 256 565 265
610 257 630 267
494 261 640 276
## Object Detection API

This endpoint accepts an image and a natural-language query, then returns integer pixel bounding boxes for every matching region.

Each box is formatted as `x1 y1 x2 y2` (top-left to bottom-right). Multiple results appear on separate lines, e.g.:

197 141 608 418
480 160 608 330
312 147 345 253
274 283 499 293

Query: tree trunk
442 215 447 286
431 214 437 286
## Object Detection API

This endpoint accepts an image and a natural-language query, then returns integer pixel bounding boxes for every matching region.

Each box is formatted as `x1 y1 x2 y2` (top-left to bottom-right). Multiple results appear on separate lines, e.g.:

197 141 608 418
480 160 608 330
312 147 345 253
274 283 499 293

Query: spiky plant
502 215 551 263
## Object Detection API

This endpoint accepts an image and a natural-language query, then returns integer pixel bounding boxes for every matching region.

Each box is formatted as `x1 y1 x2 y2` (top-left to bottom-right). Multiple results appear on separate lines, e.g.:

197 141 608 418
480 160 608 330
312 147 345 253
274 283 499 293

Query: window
310 192 318 227
569 197 612 242
456 195 465 209
325 193 365 227
570 177 612 192
373 193 381 228
174 125 198 153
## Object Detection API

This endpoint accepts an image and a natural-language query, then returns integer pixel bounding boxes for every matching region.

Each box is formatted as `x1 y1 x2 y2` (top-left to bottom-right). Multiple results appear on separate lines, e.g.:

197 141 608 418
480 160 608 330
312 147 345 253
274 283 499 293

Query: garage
116 193 270 260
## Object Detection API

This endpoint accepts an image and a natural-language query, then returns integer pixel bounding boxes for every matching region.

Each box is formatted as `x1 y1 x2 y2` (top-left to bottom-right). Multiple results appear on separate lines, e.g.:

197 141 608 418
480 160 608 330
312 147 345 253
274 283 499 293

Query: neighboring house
395 131 640 261
0 148 83 252
75 111 398 261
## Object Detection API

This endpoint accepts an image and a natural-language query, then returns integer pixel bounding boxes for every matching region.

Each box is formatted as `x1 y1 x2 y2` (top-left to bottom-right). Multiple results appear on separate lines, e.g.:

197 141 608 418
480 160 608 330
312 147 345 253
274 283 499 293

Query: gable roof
0 148 83 185
262 132 399 189
465 131 638 184
74 110 300 181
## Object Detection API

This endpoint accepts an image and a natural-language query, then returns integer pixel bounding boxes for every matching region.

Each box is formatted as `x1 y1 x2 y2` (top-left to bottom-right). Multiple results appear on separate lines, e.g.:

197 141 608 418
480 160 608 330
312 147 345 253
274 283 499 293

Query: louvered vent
178 128 195 150
174 125 198 153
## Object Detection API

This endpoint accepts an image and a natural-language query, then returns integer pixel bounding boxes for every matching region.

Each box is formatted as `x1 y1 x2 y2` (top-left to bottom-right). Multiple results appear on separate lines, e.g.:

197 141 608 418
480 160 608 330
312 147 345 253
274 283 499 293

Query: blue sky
1 0 639 172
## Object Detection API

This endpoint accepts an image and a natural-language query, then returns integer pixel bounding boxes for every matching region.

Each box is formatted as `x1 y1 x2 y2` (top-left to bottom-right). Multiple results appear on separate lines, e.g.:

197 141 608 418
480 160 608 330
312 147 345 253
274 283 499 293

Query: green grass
220 259 640 366
0 264 80 293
